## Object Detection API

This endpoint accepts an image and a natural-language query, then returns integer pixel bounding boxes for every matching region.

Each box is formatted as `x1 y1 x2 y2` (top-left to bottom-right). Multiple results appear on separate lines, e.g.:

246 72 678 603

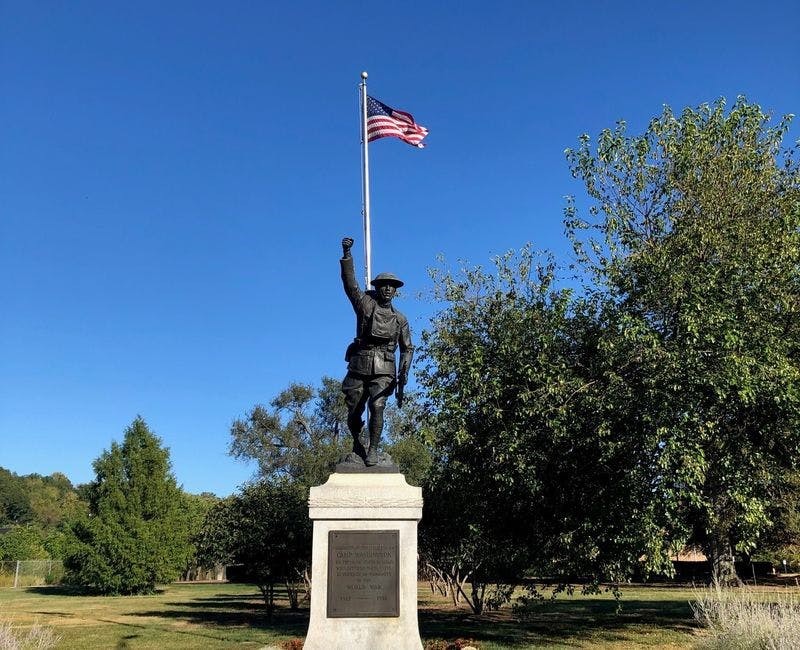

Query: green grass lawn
0 583 302 649
0 580 782 649
418 584 701 649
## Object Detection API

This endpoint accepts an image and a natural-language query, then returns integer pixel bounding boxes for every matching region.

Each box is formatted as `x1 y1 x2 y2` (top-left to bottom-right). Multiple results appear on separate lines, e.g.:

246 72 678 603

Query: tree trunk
259 582 276 620
468 580 486 615
301 567 312 603
285 580 300 610
706 536 742 586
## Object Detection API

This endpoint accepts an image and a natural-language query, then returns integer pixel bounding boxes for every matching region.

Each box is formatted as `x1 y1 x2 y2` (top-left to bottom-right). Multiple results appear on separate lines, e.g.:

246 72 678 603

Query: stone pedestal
303 472 423 650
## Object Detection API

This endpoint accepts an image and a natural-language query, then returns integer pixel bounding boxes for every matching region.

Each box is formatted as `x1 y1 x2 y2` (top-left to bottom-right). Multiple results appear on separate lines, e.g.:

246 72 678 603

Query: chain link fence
0 560 64 588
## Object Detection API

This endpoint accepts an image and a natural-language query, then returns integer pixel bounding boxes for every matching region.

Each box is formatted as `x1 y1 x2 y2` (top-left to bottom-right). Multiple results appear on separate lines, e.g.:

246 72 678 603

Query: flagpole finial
361 71 368 80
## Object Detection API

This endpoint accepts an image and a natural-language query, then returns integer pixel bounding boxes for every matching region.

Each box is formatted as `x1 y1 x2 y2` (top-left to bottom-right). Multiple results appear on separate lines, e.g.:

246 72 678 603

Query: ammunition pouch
344 338 360 362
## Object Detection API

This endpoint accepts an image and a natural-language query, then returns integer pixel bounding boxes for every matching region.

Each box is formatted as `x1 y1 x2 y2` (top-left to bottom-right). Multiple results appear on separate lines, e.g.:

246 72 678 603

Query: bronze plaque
327 530 399 617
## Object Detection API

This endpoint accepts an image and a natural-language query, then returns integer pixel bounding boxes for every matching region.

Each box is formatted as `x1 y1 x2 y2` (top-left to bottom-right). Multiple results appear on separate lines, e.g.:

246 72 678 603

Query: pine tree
64 417 193 594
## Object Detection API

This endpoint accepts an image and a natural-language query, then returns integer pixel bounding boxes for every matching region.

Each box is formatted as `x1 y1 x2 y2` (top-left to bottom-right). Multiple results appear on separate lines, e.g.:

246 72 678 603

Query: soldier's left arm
397 317 414 383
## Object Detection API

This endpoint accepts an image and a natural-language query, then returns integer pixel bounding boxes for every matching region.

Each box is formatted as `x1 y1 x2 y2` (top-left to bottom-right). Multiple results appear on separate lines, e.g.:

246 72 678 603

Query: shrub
279 640 304 650
691 583 800 649
423 640 479 650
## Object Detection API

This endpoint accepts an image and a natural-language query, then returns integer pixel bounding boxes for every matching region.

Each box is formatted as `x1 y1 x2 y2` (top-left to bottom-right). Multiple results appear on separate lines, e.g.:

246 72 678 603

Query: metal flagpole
359 71 372 291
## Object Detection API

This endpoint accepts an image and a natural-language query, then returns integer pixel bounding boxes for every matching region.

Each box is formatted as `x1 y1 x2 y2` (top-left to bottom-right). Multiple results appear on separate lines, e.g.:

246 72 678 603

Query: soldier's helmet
370 273 404 288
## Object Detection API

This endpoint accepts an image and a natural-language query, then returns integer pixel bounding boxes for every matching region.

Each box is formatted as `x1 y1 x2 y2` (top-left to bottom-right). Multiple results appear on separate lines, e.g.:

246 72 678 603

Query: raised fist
342 237 354 257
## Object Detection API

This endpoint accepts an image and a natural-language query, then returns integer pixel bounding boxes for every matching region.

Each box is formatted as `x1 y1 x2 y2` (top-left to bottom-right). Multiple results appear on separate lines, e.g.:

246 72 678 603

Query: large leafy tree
195 480 311 617
64 417 194 594
180 491 221 580
229 377 350 487
564 97 800 582
419 97 800 597
216 378 349 611
382 392 433 488
419 250 676 611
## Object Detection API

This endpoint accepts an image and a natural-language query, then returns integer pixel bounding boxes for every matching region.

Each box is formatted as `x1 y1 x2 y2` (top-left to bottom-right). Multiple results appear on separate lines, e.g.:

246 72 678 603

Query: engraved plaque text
327 530 399 617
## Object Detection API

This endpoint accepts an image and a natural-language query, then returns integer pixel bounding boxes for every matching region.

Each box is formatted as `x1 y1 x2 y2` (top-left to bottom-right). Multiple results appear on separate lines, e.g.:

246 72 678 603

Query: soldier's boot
364 428 381 467
352 433 367 460
364 416 383 467
348 415 367 460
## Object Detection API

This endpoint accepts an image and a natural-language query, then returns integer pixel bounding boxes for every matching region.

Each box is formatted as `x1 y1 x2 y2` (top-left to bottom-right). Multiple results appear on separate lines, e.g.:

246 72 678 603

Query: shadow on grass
22 585 168 597
88 613 300 646
187 594 262 602
136 607 308 633
22 583 309 638
22 585 91 596
161 597 267 612
135 588 309 638
419 598 698 647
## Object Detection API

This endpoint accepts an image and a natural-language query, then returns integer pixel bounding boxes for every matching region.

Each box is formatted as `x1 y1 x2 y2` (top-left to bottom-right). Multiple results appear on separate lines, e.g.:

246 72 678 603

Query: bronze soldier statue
340 237 413 466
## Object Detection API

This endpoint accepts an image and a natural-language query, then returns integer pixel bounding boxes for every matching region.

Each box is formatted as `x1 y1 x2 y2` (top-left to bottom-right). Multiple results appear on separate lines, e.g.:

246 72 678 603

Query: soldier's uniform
340 254 413 462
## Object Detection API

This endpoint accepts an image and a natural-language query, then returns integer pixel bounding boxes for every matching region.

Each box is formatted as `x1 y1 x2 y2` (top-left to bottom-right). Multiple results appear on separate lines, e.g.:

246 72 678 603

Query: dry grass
0 620 60 650
691 583 800 649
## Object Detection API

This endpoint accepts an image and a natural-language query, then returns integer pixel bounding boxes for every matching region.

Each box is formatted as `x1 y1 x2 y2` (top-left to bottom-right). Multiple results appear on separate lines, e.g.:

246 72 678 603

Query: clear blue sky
2 1 798 496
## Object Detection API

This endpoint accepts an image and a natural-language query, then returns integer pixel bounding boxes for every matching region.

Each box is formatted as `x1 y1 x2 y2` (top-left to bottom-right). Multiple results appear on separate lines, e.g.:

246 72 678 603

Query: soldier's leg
342 373 369 459
364 376 396 466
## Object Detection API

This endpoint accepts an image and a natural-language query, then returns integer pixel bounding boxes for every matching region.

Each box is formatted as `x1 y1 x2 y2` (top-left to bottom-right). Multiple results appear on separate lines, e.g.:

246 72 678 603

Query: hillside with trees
0 468 87 562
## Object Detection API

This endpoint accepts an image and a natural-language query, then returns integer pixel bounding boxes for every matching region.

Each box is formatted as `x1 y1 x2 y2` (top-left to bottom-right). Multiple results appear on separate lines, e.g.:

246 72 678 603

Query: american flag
366 96 429 148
